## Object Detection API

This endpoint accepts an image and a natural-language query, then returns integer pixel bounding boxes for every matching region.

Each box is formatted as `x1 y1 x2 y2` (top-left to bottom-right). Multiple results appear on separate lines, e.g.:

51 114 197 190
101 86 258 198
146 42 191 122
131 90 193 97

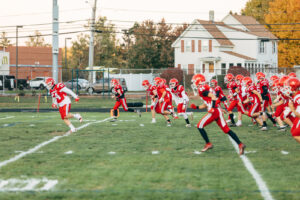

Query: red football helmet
235 74 244 83
256 72 265 80
45 77 55 90
111 79 119 87
161 78 167 85
225 73 234 83
142 80 150 89
194 74 206 87
288 72 297 78
271 79 280 94
279 75 289 87
210 79 218 87
242 77 252 86
154 77 162 86
191 74 203 83
286 77 299 91
270 75 279 82
169 78 179 88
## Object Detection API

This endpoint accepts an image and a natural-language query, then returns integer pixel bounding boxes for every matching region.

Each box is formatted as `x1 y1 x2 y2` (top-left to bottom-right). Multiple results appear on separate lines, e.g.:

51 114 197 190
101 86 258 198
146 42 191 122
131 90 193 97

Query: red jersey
147 85 156 96
50 83 77 107
198 84 220 109
257 79 270 94
114 84 124 96
227 81 238 98
293 91 300 113
171 85 187 99
213 85 225 99
246 84 261 104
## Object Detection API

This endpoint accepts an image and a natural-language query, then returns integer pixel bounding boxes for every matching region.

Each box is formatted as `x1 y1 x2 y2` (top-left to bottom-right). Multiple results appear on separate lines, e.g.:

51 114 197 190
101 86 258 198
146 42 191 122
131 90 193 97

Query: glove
75 97 80 102
52 103 57 109
190 104 198 109
208 108 214 113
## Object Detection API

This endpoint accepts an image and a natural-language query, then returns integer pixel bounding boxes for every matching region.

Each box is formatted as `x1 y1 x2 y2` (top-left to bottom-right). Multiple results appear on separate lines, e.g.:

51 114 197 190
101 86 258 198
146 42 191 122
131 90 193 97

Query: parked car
64 79 89 90
0 75 15 90
0 75 29 90
29 77 50 89
87 78 127 94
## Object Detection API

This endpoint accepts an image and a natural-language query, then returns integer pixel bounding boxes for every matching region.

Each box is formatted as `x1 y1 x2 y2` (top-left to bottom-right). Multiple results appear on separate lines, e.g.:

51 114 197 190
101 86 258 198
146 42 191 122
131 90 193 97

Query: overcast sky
0 0 249 47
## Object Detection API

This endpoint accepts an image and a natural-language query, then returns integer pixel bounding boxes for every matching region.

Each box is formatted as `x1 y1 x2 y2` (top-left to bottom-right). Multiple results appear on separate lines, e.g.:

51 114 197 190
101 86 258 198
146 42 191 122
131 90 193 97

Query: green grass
0 112 299 200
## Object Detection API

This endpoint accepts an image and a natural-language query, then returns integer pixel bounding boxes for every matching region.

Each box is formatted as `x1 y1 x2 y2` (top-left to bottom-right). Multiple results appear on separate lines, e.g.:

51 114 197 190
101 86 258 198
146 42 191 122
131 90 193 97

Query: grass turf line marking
0 117 111 169
281 150 289 155
0 178 58 191
228 137 274 200
64 151 73 155
0 116 15 120
152 151 159 155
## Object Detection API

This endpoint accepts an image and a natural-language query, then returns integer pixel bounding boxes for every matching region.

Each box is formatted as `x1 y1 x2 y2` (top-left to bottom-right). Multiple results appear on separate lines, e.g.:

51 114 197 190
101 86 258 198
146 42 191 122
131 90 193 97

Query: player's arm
289 101 300 118
52 97 58 108
159 90 166 103
272 99 283 108
60 86 79 101
253 90 263 103
243 97 250 104
191 103 207 110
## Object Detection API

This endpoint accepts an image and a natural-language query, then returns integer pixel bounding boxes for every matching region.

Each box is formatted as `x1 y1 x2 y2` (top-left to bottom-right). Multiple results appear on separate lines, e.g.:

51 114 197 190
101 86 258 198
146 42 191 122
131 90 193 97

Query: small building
0 46 62 81
171 12 278 79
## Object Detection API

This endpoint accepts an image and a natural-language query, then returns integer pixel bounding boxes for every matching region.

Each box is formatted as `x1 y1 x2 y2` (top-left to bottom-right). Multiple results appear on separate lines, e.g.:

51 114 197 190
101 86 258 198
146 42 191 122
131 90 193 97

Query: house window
272 42 276 54
259 41 265 53
202 40 208 52
202 64 205 73
229 63 234 67
185 40 191 52
237 63 242 67
221 63 226 75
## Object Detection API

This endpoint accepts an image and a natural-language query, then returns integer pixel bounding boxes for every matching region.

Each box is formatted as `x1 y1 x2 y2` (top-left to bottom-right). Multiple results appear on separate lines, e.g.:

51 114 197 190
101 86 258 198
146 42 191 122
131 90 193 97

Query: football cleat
151 118 156 123
186 124 191 128
201 143 213 152
70 128 77 133
77 114 83 123
110 118 117 122
260 126 268 131
167 122 172 127
239 143 246 155
229 123 237 127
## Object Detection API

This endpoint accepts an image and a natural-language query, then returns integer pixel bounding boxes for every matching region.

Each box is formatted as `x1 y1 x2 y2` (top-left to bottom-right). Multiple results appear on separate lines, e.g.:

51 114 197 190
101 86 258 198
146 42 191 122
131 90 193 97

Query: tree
241 0 273 24
25 30 50 47
69 34 89 69
265 0 300 68
0 32 11 48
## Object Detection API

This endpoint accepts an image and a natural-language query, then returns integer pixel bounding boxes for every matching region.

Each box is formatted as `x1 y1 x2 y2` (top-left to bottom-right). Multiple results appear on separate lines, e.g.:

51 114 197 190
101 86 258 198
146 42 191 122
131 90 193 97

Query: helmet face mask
45 78 55 90
210 79 217 88
169 78 178 89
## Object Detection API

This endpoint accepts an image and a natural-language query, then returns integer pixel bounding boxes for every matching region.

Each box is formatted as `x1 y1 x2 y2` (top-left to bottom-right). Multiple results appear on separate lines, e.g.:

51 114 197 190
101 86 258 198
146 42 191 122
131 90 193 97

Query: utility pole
52 0 59 83
16 25 23 89
64 37 71 71
88 0 97 84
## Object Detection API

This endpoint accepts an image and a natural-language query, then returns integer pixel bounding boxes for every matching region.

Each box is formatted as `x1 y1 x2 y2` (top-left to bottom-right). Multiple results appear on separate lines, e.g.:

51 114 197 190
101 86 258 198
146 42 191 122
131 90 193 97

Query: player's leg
111 101 122 121
291 118 300 143
264 100 276 126
151 105 156 123
215 108 245 155
197 113 215 152
59 105 76 132
178 103 191 127
227 100 238 126
274 104 286 130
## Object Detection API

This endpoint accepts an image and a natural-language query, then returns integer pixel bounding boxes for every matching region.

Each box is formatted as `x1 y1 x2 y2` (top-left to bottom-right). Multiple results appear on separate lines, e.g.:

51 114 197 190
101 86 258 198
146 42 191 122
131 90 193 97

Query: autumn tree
69 33 89 69
265 0 300 68
25 30 50 47
241 0 273 24
0 32 11 49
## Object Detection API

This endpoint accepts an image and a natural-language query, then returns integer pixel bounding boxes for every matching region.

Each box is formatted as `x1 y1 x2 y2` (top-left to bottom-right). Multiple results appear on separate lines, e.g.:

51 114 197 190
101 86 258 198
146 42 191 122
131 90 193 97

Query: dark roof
197 20 234 46
231 15 277 39
222 51 256 60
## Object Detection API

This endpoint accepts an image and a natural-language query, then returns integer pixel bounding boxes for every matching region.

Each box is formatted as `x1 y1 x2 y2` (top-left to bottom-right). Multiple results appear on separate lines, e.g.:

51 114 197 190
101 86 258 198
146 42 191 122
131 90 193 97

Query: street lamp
64 38 71 70
16 25 23 89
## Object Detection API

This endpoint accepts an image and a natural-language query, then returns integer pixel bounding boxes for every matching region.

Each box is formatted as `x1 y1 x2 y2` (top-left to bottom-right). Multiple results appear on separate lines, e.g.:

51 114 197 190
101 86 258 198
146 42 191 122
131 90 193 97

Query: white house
171 12 278 79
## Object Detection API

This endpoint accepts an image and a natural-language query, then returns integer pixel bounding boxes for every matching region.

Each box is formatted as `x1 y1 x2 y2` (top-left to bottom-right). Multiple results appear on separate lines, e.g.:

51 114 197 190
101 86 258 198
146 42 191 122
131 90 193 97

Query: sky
0 0 249 47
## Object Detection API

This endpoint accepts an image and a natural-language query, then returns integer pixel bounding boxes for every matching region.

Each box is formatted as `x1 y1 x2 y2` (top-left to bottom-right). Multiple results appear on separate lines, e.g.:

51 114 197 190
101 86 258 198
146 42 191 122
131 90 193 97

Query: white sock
69 124 75 132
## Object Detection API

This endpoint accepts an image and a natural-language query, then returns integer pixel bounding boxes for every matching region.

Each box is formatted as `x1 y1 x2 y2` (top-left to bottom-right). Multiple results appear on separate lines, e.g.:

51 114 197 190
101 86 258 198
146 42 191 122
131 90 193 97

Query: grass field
0 111 299 200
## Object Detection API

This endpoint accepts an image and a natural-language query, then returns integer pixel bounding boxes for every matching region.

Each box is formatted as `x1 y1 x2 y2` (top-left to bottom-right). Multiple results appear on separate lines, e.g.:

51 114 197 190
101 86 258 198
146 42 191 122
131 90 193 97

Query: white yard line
0 116 15 120
228 137 274 200
0 117 111 169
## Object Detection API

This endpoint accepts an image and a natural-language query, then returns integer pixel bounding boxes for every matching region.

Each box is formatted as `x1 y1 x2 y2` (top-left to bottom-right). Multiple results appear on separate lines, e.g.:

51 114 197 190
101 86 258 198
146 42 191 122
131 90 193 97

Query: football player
241 77 265 129
287 77 300 143
210 79 228 113
256 72 277 127
45 77 82 133
169 78 191 127
225 73 246 127
142 80 157 123
190 74 246 155
111 79 140 122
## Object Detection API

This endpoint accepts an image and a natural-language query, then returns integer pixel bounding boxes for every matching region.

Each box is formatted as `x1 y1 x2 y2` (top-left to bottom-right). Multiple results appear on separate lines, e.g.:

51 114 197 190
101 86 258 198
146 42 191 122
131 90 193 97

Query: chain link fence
0 66 299 95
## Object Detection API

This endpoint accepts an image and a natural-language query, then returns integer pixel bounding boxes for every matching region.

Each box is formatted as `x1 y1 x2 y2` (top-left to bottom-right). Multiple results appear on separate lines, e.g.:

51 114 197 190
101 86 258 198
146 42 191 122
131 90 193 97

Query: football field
0 112 299 200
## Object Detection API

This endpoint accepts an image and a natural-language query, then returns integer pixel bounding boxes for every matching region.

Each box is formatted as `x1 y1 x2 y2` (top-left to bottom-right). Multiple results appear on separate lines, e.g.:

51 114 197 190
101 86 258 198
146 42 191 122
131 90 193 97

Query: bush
160 68 184 85
227 66 250 77
211 74 226 89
